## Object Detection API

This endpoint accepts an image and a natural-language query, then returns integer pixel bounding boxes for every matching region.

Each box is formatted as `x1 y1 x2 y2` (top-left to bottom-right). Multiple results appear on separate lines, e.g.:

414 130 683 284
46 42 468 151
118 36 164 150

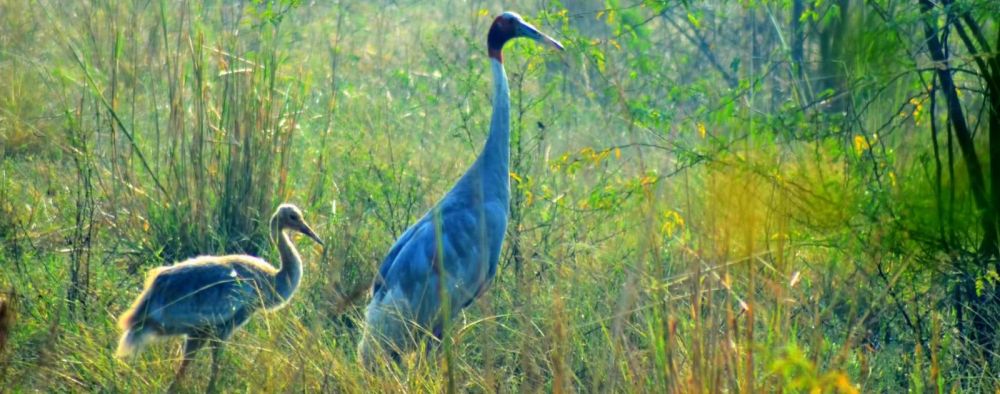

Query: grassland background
0 0 997 392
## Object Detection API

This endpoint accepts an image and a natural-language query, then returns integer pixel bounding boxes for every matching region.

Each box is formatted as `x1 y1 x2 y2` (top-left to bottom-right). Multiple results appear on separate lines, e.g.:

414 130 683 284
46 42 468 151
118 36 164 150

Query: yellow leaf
838 375 858 393
510 172 523 183
853 135 867 155
660 210 684 237
697 122 707 139
593 149 610 165
478 8 489 17
614 147 621 159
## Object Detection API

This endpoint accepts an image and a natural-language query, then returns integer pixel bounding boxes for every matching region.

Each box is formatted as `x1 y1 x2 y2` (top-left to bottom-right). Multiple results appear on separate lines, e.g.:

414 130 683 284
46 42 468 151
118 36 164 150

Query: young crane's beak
515 19 564 50
299 223 324 246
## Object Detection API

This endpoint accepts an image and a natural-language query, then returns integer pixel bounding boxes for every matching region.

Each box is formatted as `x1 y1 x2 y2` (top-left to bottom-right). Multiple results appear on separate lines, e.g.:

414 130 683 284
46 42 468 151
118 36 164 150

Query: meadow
1 0 998 392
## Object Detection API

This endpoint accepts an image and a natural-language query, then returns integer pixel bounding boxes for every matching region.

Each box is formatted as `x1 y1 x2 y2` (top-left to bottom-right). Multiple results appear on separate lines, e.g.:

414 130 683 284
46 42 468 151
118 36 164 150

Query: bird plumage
359 11 562 365
115 204 322 389
116 256 276 352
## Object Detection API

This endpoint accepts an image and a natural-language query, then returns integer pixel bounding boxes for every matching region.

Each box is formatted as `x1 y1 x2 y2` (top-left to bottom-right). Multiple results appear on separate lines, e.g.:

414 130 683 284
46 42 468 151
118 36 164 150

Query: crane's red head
487 11 564 62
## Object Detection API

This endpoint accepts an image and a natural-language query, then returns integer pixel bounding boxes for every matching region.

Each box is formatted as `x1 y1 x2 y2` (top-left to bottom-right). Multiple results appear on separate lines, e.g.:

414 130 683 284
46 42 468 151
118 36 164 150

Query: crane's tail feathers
117 267 164 331
358 327 402 369
117 295 150 331
359 291 423 368
116 306 138 331
116 326 155 359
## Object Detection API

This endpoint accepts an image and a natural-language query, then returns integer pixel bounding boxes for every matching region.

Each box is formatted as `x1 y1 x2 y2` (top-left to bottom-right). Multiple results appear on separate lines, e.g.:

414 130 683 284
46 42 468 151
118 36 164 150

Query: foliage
0 0 997 392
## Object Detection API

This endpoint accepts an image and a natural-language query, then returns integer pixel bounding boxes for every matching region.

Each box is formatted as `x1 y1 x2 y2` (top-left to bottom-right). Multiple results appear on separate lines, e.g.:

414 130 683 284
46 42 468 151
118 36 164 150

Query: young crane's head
487 11 564 62
270 204 323 246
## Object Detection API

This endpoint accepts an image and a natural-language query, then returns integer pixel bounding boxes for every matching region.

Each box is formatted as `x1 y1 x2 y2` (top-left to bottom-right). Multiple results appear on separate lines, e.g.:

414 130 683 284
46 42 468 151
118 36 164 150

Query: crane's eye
290 213 300 221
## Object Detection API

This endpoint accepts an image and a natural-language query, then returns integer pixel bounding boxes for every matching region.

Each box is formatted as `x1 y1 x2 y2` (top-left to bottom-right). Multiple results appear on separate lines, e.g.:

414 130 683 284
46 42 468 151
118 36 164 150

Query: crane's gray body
119 255 288 345
359 12 562 364
359 59 510 361
115 204 321 390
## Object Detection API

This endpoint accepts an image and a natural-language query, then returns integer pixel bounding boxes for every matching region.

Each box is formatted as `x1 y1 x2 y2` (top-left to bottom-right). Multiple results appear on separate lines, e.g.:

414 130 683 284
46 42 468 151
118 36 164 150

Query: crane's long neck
465 58 511 203
271 226 302 308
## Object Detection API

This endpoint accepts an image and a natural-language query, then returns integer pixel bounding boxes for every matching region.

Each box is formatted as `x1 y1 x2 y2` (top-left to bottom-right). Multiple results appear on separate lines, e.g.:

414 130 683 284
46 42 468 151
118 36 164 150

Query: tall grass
0 0 991 392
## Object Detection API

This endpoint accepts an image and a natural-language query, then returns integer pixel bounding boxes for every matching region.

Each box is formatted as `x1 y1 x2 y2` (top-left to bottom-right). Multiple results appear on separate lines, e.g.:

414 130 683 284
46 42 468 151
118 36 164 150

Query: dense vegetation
1 0 998 392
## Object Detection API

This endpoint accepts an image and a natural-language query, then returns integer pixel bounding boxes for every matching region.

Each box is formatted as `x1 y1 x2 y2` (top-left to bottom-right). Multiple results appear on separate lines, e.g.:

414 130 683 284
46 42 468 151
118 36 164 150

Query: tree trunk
920 0 999 355
791 0 805 80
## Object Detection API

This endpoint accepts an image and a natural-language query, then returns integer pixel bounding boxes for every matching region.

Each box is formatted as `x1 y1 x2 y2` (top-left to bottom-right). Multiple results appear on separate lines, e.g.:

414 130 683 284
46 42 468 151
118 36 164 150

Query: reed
0 0 993 392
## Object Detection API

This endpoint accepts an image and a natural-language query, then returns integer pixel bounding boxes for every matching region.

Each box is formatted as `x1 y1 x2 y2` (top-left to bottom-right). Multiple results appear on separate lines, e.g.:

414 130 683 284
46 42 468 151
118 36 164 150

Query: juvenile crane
359 11 563 364
116 204 322 390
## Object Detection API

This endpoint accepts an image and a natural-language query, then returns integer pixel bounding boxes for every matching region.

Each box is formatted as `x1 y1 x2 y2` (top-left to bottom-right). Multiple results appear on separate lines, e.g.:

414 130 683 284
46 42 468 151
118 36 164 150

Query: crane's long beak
300 223 324 246
516 20 564 51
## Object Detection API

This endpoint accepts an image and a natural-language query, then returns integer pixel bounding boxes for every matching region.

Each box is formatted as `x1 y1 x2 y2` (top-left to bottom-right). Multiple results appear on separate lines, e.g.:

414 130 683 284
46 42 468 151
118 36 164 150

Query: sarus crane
116 204 323 391
359 11 563 365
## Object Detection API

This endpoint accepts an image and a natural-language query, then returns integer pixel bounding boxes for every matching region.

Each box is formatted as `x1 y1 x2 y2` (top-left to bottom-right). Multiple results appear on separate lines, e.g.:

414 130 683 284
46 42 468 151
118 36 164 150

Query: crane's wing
373 223 419 295
374 201 504 325
140 262 261 331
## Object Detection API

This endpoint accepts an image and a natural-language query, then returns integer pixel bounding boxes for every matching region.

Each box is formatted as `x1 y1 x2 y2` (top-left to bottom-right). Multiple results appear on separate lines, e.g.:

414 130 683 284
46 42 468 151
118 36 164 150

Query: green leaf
686 11 701 29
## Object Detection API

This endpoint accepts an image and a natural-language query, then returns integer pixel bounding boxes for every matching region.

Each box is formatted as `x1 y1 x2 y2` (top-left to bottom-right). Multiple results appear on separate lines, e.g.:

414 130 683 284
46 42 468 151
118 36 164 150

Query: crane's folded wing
375 208 486 316
373 222 419 296
142 263 260 329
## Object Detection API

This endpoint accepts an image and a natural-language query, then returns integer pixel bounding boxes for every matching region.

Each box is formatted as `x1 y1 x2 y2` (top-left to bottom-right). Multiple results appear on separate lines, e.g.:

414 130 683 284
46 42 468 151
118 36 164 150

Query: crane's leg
168 336 206 393
206 312 245 393
205 341 224 393
425 321 445 357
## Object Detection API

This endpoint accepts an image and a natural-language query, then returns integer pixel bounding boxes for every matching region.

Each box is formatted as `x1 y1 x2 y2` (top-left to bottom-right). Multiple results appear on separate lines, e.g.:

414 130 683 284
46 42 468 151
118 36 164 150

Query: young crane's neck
271 224 302 309
463 58 511 203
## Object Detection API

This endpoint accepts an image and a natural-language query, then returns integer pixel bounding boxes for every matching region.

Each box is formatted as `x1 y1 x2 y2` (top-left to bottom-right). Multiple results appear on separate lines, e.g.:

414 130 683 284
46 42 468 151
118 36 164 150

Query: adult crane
359 11 563 365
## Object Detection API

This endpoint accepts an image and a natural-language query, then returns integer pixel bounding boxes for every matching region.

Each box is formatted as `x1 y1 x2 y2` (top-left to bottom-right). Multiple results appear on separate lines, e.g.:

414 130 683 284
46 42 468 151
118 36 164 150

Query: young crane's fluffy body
116 204 322 389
